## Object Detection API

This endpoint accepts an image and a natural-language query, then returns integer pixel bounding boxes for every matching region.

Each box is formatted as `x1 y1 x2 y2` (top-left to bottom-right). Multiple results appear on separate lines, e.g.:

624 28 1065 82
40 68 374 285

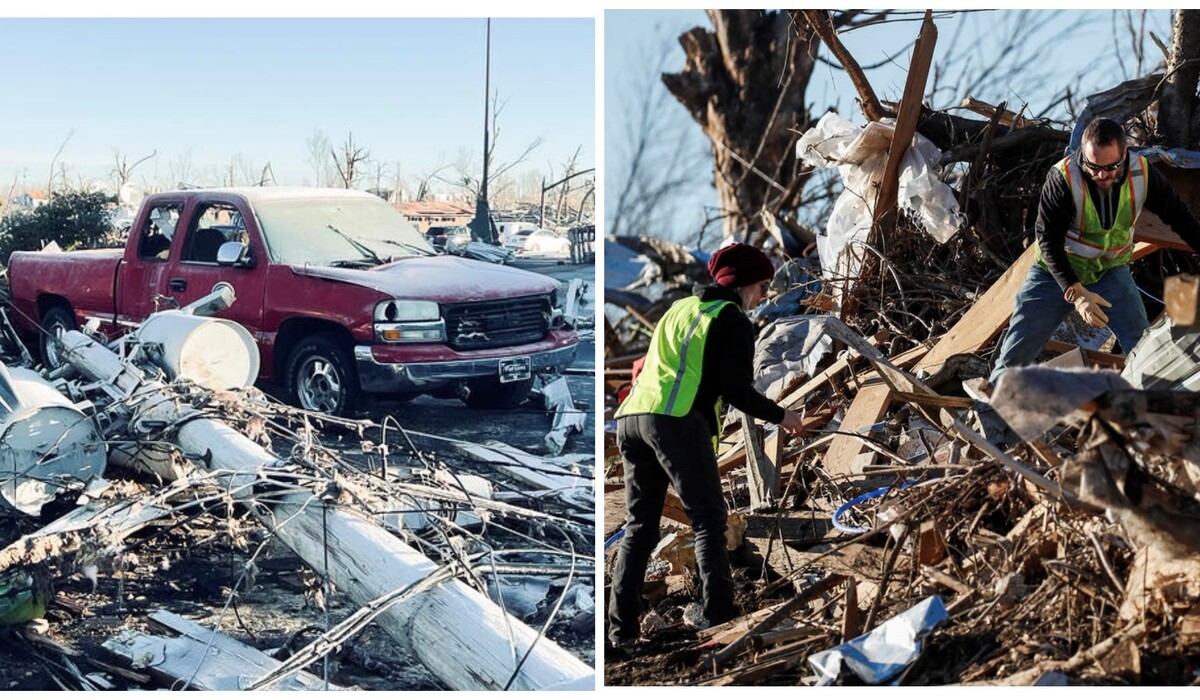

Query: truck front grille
443 295 551 351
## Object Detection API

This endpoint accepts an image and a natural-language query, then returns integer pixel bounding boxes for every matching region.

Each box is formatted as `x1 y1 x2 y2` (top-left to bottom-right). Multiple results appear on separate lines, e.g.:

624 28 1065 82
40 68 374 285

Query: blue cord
831 480 920 534
603 528 625 558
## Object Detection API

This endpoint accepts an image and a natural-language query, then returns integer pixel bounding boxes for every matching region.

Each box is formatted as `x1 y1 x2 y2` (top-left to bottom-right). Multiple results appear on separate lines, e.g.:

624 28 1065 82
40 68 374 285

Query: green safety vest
1035 153 1148 286
615 297 734 448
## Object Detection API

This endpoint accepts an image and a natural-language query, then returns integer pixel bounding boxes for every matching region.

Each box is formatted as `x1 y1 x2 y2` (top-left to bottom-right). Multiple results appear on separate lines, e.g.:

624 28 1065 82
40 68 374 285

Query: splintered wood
604 238 1200 686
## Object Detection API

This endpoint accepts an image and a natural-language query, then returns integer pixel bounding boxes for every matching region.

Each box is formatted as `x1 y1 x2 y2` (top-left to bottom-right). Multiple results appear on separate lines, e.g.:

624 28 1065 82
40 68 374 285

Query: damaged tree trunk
57 330 593 692
1162 10 1200 149
662 10 818 242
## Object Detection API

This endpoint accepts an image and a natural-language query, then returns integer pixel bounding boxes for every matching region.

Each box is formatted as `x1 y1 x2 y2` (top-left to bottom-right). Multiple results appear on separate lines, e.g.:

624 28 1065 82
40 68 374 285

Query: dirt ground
0 260 596 690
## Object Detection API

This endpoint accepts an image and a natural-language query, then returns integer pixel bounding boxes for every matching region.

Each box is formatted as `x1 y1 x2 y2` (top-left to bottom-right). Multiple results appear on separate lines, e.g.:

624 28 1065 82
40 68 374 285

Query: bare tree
444 93 543 201
257 162 276 187
609 33 711 244
662 11 844 245
166 150 197 189
1161 10 1200 148
415 164 450 201
46 130 74 195
306 129 332 187
111 149 157 193
332 132 370 189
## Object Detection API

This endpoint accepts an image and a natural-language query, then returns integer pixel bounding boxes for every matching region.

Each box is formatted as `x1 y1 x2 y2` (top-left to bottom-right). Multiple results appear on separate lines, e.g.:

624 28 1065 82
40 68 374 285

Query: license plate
499 357 532 383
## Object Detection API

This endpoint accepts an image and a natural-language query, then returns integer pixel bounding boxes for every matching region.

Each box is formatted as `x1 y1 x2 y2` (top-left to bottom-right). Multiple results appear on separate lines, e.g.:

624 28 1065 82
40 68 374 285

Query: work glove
1067 284 1111 328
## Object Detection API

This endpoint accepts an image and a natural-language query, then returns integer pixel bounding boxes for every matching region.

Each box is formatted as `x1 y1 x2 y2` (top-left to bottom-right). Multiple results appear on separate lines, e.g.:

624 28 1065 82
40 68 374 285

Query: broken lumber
916 241 1159 377
822 344 930 477
742 414 778 511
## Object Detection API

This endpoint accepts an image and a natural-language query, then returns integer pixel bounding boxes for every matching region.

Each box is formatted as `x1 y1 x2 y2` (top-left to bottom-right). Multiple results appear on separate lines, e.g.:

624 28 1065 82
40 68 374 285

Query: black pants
607 411 735 644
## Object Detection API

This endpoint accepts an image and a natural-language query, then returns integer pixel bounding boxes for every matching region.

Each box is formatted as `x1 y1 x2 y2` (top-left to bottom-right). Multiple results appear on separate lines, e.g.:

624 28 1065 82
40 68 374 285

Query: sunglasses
1080 152 1125 174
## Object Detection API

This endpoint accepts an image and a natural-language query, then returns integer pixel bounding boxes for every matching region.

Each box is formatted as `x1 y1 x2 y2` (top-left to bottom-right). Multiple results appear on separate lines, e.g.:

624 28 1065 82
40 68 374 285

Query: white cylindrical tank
133 312 259 390
0 365 106 515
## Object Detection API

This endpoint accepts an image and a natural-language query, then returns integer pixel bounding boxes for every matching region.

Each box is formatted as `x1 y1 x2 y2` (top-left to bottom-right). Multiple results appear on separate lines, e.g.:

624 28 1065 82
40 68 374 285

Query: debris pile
0 279 595 691
603 13 1200 685
605 260 1200 685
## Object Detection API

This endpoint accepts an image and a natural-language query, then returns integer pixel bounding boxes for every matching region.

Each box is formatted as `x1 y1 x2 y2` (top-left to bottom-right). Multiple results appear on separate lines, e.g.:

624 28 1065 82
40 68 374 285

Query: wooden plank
605 485 690 530
871 11 937 232
1165 273 1200 326
714 331 885 473
891 391 974 409
915 244 1037 376
102 610 341 691
742 415 778 511
1042 340 1125 369
960 97 1031 128
823 376 891 477
821 344 930 478
915 241 1158 377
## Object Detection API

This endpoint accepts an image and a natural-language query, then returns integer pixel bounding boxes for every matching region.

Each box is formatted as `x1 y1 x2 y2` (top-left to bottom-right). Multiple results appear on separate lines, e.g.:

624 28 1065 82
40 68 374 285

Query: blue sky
605 9 1175 246
0 17 594 192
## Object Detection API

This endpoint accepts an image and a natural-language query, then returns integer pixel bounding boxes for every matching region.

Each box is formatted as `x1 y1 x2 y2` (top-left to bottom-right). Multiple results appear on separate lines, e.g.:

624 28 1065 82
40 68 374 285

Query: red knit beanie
707 243 775 288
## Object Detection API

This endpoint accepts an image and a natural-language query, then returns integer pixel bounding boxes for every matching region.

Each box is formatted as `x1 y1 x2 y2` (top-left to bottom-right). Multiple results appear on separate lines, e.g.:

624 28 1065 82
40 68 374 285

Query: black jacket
1036 152 1200 290
691 285 786 437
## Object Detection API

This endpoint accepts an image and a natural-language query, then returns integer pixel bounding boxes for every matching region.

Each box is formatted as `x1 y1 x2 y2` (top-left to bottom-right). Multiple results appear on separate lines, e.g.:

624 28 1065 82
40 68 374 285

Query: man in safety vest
990 117 1200 385
607 242 806 651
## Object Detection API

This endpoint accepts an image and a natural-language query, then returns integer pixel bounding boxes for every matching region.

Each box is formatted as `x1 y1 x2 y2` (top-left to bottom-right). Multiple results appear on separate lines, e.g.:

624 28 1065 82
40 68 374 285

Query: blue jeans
990 263 1148 384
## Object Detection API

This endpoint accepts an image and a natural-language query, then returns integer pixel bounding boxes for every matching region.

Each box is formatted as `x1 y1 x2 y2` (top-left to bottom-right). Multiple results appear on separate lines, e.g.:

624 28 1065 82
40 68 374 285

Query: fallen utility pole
57 328 593 691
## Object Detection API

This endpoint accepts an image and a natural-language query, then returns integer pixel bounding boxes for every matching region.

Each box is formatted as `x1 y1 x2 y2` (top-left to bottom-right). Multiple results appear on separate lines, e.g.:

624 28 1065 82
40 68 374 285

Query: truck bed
8 248 122 332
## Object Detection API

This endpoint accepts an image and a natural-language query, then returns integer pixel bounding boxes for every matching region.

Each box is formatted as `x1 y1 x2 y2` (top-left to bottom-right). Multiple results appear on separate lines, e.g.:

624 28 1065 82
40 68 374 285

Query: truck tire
39 305 77 370
462 377 534 410
286 334 360 416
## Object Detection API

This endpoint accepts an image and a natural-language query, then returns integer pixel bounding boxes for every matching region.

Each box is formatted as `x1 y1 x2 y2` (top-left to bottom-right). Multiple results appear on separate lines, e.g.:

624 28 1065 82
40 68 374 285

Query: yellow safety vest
1035 153 1148 286
615 297 733 447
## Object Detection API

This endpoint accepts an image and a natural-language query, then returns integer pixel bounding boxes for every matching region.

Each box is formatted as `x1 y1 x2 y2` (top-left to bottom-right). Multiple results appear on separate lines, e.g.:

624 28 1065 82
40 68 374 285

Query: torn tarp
796 112 964 299
808 595 948 685
751 315 835 402
990 366 1132 442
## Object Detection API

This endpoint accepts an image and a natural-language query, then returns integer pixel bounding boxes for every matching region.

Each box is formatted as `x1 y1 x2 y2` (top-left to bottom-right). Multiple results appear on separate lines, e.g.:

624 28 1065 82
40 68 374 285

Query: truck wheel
462 377 534 410
39 305 77 370
287 334 360 416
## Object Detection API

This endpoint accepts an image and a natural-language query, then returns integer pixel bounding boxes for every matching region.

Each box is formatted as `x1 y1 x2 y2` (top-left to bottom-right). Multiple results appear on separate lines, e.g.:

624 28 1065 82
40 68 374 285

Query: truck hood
288 255 559 303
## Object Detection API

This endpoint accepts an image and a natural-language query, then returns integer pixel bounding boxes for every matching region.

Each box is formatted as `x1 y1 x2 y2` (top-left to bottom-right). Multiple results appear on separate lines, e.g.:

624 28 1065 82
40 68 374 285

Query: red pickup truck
8 187 578 415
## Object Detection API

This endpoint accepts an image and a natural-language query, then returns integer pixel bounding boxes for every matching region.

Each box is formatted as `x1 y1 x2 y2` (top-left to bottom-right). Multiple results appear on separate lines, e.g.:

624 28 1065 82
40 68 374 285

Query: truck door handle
169 278 187 292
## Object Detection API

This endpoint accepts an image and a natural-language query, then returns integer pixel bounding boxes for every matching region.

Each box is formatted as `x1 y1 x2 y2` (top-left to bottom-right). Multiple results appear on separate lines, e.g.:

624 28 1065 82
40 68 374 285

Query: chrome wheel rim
298 357 341 413
44 321 68 369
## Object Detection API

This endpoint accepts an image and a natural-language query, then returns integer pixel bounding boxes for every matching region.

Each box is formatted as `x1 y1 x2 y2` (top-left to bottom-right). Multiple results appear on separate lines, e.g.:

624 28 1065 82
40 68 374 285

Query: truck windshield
253 196 435 266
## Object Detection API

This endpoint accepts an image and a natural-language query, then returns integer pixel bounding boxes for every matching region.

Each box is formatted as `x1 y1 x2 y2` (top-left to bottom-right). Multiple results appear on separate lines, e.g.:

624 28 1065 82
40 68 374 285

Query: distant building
394 200 474 232
7 189 49 210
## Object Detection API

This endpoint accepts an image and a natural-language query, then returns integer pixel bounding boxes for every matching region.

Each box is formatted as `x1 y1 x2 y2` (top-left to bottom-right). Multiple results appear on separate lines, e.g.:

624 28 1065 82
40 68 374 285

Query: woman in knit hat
608 242 805 653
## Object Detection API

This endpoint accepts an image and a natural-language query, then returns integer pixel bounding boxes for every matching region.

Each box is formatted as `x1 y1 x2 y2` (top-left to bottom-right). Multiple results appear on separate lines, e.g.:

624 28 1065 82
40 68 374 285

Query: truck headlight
374 300 444 343
375 300 440 322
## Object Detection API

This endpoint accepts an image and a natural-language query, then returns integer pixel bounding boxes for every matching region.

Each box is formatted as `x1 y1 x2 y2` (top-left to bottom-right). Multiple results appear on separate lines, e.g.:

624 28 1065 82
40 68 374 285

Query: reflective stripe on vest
1036 153 1148 285
614 297 733 421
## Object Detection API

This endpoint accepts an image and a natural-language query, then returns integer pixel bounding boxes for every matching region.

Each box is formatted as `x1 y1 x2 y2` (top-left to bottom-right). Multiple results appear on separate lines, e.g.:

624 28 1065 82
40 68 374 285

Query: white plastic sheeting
796 112 964 301
751 315 836 401
808 595 948 685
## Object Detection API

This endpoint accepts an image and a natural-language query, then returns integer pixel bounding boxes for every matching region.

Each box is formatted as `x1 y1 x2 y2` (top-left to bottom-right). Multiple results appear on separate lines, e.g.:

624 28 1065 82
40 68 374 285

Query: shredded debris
604 12 1200 686
0 273 595 691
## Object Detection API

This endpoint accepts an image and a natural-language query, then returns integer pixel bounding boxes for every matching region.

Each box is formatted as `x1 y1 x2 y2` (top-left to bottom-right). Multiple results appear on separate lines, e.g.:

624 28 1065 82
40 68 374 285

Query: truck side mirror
216 241 254 269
